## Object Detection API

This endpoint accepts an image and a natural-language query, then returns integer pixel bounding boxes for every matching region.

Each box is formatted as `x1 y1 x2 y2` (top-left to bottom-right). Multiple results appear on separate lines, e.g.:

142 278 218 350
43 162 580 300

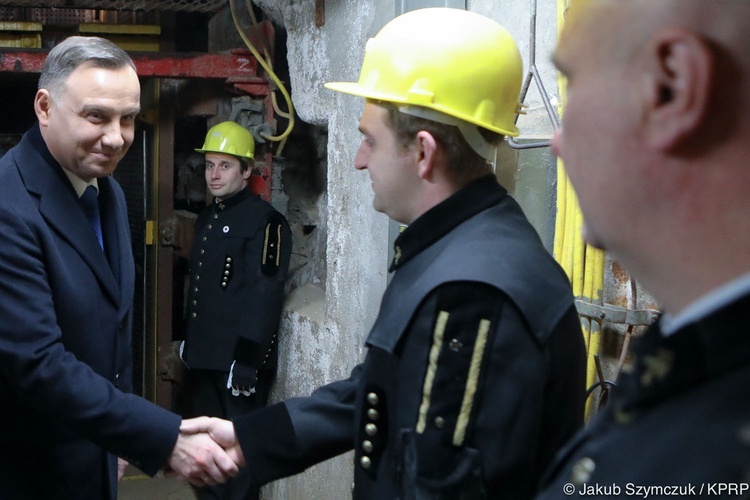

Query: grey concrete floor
118 466 198 500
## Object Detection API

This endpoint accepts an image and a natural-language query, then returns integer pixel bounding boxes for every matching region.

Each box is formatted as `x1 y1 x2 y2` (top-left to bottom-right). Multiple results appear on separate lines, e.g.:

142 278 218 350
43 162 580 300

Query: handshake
163 417 242 487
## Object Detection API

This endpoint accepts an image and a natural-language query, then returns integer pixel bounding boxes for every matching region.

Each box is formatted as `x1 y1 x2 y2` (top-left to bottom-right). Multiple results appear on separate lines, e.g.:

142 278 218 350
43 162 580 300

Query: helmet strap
398 105 497 163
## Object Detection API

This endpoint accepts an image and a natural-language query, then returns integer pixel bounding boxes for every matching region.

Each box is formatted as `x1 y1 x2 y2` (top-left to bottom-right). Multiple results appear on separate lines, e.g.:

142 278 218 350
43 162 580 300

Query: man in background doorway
181 121 291 500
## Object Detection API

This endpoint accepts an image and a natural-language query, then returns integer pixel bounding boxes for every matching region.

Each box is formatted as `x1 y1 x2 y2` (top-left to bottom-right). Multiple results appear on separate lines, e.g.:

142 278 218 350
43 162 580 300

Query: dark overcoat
0 125 180 500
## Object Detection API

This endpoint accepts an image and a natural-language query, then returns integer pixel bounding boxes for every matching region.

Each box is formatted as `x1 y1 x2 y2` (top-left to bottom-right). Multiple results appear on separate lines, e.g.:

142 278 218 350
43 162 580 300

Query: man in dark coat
182 121 291 500
0 35 238 500
182 8 586 499
535 0 750 497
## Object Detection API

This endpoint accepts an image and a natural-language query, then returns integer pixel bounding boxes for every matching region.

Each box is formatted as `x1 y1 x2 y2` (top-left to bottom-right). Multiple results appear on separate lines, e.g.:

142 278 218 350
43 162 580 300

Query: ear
644 28 713 151
34 89 52 125
415 130 439 181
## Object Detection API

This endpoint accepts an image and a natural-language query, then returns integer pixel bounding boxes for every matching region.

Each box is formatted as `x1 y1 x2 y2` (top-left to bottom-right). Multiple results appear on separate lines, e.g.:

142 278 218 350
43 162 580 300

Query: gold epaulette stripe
262 223 271 264
276 223 282 266
453 318 490 446
416 310 449 433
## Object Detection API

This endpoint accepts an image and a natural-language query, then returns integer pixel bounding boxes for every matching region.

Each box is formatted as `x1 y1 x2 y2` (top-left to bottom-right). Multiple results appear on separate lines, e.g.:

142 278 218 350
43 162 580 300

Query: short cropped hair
38 36 137 99
383 103 500 186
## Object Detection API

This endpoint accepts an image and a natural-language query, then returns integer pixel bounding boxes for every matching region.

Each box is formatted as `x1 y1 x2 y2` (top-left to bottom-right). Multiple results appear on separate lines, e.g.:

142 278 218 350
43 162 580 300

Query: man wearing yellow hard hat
180 121 291 500
181 9 585 498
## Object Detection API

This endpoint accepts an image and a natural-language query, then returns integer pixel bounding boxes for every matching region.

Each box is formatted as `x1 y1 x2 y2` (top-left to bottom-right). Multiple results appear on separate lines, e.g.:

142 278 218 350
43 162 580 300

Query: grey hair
38 36 137 99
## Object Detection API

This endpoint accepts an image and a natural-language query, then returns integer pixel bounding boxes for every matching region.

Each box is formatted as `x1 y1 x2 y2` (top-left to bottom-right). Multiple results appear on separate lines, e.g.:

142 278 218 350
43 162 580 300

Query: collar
213 188 253 213
27 123 98 198
613 292 750 417
62 169 99 198
660 272 750 336
390 175 507 271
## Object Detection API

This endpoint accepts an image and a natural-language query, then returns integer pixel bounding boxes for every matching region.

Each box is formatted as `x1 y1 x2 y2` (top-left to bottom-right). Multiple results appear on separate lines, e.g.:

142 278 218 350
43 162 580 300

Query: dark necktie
80 185 104 250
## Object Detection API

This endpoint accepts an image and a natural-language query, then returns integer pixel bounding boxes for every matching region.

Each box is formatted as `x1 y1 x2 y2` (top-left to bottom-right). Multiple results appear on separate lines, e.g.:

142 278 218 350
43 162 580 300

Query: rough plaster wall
253 1 395 498
251 1 561 498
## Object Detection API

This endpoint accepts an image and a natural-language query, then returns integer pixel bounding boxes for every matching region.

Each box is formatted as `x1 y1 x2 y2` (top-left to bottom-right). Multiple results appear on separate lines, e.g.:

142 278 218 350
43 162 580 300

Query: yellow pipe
230 0 295 151
572 207 585 297
553 161 567 265
555 0 607 420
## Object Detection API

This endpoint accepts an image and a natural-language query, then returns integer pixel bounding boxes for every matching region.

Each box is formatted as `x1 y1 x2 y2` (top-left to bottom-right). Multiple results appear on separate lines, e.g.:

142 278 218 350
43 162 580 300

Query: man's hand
117 458 129 481
166 428 240 487
180 417 246 467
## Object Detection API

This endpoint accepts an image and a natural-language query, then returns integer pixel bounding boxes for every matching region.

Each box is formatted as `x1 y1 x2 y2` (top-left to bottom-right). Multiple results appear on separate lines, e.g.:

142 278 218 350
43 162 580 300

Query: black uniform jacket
0 125 180 500
536 292 750 499
183 188 291 372
233 175 586 498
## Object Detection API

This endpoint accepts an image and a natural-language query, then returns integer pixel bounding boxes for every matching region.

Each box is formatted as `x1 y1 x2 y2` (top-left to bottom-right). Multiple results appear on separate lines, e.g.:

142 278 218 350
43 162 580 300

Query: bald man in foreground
536 0 750 496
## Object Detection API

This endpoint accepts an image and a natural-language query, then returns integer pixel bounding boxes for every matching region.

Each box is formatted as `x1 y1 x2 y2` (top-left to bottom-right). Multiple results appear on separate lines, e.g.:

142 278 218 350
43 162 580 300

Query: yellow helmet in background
195 121 255 161
325 7 523 137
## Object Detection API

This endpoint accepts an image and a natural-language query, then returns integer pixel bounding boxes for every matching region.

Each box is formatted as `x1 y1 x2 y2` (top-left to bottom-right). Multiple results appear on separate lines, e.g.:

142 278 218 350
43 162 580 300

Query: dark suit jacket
0 125 180 499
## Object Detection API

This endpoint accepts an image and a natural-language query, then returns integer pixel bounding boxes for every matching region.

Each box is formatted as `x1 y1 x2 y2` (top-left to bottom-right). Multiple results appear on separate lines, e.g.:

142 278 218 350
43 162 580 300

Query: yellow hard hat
325 8 522 137
195 121 255 161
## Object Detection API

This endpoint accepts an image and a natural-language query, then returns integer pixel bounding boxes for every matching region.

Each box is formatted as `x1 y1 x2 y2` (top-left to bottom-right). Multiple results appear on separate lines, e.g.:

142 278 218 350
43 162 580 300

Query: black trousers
187 369 273 500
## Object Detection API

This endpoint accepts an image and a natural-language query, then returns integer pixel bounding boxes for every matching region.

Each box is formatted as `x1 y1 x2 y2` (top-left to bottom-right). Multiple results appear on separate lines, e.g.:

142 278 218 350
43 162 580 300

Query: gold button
367 409 379 421
739 423 750 445
613 407 634 425
365 423 377 437
640 348 674 387
367 392 379 405
570 457 596 486
362 440 373 453
360 456 371 470
393 246 402 264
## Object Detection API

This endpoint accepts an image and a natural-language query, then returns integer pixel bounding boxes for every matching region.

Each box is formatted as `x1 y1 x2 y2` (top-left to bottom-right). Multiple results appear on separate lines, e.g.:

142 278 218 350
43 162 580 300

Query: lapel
17 128 122 306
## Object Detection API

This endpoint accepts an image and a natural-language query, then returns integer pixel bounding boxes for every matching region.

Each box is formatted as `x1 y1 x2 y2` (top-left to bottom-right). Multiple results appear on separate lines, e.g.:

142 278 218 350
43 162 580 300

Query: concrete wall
246 1 561 498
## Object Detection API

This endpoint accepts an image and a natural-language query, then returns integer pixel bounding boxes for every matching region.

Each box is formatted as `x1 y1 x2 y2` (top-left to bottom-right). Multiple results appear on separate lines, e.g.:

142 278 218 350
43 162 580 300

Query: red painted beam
0 50 47 73
132 50 260 80
0 48 263 82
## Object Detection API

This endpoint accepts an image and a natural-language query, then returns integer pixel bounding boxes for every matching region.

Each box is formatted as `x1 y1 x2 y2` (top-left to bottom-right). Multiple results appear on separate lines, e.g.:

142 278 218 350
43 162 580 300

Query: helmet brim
325 82 519 137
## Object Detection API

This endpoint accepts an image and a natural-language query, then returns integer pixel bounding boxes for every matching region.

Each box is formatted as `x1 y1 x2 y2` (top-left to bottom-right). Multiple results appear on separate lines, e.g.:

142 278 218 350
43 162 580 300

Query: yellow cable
555 0 607 420
572 207 585 297
272 91 291 119
554 160 568 269
230 0 295 147
244 0 273 66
